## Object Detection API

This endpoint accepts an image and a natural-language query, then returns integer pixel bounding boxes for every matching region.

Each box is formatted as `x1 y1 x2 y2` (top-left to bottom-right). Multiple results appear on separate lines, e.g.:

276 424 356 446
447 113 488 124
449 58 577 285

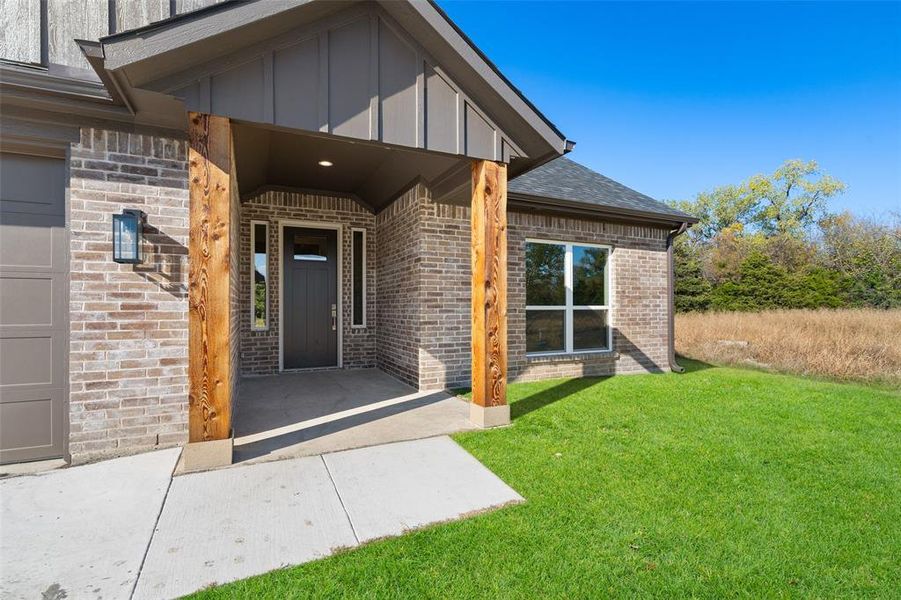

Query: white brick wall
68 128 189 463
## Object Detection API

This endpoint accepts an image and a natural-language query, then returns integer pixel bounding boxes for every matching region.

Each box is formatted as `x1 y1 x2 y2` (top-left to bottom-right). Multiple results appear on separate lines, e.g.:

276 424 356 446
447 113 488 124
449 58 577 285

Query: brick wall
228 156 241 421
239 190 376 374
508 213 671 382
66 133 673 462
409 186 672 390
68 128 189 463
374 185 422 387
418 196 472 389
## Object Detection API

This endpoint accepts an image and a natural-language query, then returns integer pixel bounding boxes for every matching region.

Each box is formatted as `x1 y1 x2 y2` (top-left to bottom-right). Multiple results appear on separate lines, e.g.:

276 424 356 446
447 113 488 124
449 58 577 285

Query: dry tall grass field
675 309 901 386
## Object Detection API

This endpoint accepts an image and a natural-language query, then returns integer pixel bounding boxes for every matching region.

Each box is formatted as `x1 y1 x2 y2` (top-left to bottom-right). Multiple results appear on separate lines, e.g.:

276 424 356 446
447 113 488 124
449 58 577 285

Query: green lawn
192 361 900 599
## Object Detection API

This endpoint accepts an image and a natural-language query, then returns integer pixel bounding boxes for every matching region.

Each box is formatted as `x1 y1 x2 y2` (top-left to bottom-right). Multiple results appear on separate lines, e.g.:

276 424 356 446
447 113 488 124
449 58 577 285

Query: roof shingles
509 157 696 222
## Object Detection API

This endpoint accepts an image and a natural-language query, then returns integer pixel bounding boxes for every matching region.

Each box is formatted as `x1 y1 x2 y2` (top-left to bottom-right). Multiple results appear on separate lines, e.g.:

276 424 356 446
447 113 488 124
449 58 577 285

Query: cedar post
187 112 233 449
470 159 510 427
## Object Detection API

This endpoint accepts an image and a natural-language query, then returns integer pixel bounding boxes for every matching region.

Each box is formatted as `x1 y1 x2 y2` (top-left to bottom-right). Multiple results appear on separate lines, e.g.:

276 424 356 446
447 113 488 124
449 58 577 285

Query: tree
705 223 759 283
710 251 790 311
785 267 846 309
667 159 860 313
747 159 846 237
673 238 712 312
672 159 846 242
673 184 757 243
818 212 901 308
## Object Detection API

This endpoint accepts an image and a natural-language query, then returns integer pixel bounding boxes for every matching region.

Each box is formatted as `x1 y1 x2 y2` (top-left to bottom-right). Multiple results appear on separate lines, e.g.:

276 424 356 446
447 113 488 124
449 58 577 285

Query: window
526 240 611 354
293 234 328 261
351 229 366 327
251 221 268 330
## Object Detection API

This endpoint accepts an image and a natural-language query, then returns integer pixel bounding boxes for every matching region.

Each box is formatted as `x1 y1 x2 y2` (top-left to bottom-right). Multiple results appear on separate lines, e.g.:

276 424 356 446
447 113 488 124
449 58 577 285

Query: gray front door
0 152 68 464
283 227 338 369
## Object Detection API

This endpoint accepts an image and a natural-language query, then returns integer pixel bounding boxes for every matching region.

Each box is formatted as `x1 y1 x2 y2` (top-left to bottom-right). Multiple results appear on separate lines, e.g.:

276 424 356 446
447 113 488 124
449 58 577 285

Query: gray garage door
0 152 68 464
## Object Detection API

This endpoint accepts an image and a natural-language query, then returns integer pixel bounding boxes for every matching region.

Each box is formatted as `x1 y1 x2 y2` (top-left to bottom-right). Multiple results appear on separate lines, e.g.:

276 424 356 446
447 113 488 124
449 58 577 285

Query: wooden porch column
470 159 510 427
186 112 234 460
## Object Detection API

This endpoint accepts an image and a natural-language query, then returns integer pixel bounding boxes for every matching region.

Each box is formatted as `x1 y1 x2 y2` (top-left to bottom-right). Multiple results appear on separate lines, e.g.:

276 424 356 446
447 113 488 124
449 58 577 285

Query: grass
676 308 901 387
190 362 900 599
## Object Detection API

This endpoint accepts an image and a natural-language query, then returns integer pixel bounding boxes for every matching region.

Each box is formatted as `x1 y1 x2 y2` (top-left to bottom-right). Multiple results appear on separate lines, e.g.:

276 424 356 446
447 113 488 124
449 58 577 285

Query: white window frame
351 227 367 329
250 220 269 332
525 239 613 356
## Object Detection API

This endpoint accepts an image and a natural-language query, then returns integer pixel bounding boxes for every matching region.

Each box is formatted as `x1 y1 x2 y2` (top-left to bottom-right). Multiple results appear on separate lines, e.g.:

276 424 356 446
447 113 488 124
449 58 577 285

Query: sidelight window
525 240 612 355
351 229 366 327
250 221 269 331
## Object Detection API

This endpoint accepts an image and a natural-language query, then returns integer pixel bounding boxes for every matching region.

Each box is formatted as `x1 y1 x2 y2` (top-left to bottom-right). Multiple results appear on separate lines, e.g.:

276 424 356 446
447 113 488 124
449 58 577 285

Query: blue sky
439 1 901 218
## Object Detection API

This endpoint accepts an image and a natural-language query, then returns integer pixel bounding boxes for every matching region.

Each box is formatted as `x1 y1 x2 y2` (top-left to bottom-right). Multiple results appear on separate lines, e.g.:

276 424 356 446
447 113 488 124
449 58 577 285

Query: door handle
331 304 337 331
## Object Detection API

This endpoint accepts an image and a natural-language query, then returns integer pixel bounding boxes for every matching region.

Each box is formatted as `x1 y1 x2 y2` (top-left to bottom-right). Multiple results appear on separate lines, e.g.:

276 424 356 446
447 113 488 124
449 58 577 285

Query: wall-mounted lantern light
112 209 145 264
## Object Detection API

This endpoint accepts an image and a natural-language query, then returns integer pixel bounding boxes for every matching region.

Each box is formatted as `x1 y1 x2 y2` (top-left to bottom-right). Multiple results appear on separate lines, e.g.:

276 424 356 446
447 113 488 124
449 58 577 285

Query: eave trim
509 191 700 227
423 0 567 145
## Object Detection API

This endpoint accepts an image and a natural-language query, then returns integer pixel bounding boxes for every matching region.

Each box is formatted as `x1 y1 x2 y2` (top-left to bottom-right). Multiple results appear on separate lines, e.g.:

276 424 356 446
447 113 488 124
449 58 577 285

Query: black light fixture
112 209 145 264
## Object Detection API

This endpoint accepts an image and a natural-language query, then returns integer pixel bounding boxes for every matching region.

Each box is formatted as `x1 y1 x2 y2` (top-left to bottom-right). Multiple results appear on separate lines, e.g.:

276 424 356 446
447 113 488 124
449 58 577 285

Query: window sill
526 350 619 363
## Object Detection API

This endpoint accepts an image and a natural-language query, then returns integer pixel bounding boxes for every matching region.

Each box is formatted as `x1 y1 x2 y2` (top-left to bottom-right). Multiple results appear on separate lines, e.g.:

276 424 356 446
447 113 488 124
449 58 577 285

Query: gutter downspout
667 222 690 373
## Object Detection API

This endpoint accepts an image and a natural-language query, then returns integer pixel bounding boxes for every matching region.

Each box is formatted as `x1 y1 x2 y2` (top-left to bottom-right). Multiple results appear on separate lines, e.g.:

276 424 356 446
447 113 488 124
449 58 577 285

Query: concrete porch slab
0 448 180 600
132 455 356 600
233 369 475 464
324 436 524 543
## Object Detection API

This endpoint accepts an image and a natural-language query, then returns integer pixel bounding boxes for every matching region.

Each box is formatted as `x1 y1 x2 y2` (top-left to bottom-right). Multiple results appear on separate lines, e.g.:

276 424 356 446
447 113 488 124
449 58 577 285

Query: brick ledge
526 350 620 364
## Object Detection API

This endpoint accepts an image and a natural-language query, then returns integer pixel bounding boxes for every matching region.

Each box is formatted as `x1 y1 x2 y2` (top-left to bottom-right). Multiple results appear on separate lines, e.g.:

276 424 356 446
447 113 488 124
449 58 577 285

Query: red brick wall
68 128 190 463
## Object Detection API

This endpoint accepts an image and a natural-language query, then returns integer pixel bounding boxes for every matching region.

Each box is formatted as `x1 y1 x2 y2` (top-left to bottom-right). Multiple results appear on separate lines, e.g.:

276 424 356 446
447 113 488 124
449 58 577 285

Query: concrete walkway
1 437 522 600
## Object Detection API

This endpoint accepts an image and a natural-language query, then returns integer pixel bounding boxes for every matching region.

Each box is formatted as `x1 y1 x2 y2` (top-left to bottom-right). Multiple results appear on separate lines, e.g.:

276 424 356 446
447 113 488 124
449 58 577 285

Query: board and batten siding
0 0 225 71
157 8 522 163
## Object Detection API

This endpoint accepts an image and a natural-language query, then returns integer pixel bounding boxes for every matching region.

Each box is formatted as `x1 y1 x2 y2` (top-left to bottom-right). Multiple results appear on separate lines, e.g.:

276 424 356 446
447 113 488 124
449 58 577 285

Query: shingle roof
509 157 696 223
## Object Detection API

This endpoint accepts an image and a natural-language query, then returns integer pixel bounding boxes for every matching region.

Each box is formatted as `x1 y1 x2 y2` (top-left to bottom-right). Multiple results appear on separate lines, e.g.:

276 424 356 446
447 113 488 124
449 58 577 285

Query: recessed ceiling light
318 160 333 167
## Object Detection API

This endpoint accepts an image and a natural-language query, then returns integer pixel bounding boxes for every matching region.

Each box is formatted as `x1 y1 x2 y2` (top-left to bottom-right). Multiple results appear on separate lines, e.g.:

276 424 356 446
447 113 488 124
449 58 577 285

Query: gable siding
0 0 225 72
0 0 41 64
163 7 521 163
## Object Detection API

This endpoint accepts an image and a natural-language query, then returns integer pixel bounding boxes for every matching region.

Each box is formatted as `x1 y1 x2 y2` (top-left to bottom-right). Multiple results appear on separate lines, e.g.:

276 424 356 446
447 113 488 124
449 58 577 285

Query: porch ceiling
234 122 464 210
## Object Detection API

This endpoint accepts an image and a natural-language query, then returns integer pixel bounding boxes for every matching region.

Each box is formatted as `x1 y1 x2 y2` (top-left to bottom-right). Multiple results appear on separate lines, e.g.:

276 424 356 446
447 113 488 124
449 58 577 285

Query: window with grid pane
526 241 611 354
